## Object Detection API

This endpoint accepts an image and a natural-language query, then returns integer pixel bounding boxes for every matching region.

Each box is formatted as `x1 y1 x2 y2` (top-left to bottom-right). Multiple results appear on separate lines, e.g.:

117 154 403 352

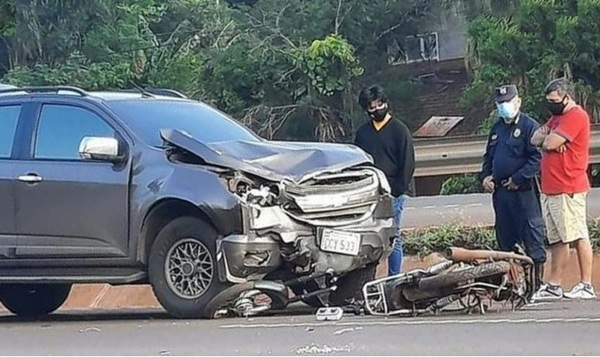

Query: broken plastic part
315 307 344 321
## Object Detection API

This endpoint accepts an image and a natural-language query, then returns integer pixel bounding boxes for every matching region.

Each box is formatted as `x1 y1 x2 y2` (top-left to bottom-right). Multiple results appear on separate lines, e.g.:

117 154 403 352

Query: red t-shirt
540 105 591 195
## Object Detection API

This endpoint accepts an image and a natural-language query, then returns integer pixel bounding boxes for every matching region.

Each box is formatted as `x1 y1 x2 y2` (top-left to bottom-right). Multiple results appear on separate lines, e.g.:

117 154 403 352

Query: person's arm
511 123 542 186
530 125 549 147
395 124 415 196
479 127 496 182
353 128 364 150
541 113 586 151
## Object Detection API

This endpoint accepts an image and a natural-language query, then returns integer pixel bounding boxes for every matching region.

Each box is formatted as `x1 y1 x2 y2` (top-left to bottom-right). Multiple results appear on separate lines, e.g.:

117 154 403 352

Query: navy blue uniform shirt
479 113 541 190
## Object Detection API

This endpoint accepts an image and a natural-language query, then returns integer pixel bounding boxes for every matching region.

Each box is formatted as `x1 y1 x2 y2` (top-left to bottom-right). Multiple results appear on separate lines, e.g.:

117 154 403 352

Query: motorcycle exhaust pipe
444 247 534 265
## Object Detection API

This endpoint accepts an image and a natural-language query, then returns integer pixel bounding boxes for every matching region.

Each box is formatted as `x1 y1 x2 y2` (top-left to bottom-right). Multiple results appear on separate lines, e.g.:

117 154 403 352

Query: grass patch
403 219 600 258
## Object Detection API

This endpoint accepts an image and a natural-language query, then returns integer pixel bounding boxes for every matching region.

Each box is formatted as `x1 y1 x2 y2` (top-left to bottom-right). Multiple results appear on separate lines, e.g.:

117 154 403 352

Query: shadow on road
0 300 572 325
0 308 171 324
0 303 318 324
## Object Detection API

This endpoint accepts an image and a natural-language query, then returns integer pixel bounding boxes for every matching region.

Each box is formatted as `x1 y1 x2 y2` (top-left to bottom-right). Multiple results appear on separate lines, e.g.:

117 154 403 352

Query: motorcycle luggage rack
362 260 455 316
362 270 425 316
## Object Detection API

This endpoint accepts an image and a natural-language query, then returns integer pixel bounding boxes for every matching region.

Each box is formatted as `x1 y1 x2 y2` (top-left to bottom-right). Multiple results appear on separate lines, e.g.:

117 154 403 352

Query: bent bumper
216 195 394 283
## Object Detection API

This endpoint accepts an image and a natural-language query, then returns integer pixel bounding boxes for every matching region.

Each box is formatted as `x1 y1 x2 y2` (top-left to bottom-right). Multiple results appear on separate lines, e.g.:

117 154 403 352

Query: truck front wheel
148 216 227 319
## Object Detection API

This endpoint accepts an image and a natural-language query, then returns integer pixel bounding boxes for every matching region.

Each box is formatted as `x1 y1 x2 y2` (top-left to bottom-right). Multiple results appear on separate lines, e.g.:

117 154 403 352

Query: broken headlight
226 174 281 207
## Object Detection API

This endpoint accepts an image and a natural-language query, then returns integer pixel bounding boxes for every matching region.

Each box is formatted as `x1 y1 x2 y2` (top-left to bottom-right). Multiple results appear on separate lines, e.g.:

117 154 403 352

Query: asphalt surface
2 191 599 355
403 187 600 229
1 300 600 355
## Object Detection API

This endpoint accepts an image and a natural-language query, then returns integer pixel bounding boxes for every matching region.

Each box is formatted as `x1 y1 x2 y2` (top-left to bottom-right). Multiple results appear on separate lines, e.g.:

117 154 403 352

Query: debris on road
333 327 362 335
305 327 315 332
79 327 101 333
315 307 344 321
159 350 171 356
333 328 355 335
294 343 353 354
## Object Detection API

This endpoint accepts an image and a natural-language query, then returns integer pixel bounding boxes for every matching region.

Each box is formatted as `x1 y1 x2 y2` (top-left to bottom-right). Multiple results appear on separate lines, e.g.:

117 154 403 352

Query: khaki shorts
541 193 589 245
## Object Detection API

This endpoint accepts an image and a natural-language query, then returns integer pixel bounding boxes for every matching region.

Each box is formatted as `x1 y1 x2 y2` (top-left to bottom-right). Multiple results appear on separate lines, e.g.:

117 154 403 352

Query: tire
285 264 377 308
148 216 227 319
203 282 255 319
329 264 377 306
403 261 511 302
0 283 71 317
264 270 325 308
292 281 326 308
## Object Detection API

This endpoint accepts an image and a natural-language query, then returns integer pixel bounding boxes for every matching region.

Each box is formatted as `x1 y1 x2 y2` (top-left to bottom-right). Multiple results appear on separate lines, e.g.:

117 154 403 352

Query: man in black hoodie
354 84 415 276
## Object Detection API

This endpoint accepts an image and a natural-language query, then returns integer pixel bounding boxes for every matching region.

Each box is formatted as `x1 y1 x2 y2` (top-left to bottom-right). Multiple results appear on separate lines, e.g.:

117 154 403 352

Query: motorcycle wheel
266 264 377 308
403 261 511 302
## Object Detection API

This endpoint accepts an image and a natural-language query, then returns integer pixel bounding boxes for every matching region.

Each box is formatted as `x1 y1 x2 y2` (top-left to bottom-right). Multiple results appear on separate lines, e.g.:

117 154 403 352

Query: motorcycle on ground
206 246 535 318
361 247 535 316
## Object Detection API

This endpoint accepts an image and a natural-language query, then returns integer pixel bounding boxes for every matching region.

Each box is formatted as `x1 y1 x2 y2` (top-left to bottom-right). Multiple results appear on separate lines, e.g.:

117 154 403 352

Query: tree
461 0 600 132
0 0 15 36
3 0 442 142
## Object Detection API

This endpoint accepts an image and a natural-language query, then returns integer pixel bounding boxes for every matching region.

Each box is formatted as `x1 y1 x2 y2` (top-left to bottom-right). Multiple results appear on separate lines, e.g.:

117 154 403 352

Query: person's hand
482 175 495 192
556 144 566 153
503 177 519 191
531 125 550 146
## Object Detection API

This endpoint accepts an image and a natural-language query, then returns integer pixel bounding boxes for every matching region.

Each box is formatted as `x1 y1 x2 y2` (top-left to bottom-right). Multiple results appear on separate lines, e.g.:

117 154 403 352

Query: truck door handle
18 174 43 183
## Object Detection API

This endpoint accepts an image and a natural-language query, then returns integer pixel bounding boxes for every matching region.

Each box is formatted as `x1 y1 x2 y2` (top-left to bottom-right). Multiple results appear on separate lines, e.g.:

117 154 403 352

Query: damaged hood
160 129 373 182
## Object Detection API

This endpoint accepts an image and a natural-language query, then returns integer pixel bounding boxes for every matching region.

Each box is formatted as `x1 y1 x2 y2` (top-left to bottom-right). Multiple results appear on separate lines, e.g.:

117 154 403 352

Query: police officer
479 84 547 291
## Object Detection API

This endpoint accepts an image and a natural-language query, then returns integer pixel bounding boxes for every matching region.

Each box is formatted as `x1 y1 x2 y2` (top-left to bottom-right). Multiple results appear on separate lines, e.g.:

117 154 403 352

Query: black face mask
368 106 389 122
546 96 567 116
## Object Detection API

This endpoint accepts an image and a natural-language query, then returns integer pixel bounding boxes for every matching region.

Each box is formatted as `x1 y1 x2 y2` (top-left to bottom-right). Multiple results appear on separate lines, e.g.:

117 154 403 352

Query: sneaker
564 282 597 300
531 283 563 301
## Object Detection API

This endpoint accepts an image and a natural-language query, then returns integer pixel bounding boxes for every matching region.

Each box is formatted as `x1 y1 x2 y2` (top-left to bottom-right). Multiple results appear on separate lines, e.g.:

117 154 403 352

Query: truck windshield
106 100 261 146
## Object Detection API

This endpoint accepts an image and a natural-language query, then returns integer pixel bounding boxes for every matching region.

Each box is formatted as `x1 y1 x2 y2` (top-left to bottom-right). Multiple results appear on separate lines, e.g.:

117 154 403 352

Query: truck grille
282 168 382 226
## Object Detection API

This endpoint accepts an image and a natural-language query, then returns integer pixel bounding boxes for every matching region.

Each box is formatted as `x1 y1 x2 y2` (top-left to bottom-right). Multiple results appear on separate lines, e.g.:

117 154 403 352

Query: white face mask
496 101 519 122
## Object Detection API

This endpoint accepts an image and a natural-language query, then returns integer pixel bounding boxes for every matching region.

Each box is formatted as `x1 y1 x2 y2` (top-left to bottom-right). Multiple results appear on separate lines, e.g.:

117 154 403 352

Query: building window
388 32 439 65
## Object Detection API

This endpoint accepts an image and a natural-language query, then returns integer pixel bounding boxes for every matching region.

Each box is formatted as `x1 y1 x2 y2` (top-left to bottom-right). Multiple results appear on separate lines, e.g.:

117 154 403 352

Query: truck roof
0 85 189 102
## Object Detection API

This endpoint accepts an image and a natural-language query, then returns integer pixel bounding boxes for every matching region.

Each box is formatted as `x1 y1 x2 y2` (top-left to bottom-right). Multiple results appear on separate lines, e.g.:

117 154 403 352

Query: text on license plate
320 229 361 256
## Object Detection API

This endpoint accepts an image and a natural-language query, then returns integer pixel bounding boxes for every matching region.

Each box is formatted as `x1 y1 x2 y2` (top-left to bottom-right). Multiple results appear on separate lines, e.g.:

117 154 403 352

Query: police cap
494 84 519 103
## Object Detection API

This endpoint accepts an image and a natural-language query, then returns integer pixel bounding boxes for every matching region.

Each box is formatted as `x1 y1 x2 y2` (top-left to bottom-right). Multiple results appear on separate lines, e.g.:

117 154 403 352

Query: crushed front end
216 166 395 284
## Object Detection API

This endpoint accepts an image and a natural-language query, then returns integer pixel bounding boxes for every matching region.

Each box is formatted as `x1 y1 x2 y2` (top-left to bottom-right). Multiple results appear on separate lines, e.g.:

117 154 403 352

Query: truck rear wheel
0 283 71 317
148 216 227 319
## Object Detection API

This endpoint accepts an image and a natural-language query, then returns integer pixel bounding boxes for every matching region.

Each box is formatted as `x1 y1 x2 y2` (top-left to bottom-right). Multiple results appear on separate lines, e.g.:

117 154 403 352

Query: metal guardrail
413 125 600 177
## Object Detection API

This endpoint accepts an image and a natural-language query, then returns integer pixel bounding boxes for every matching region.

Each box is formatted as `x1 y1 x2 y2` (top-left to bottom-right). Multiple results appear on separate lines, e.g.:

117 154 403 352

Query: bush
439 174 484 195
403 219 600 258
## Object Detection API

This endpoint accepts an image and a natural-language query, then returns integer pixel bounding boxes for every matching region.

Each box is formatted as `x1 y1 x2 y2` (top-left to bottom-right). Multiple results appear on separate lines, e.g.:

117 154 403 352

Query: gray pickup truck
0 85 394 318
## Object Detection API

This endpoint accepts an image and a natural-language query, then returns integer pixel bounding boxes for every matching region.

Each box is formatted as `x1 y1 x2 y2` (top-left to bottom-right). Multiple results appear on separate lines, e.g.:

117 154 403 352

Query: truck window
106 100 260 147
34 104 115 160
0 105 21 159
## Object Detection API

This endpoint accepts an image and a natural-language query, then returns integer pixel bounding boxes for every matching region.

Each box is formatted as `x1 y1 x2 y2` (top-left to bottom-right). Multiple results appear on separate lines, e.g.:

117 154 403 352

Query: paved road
1 301 599 355
403 187 600 229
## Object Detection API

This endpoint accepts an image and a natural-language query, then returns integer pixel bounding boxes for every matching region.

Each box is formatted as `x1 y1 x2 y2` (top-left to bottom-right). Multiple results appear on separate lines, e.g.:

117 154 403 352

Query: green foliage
462 0 600 133
440 174 484 195
475 112 497 135
403 219 600 257
589 219 600 253
2 0 439 142
291 35 363 97
403 225 497 257
0 0 15 36
5 52 133 89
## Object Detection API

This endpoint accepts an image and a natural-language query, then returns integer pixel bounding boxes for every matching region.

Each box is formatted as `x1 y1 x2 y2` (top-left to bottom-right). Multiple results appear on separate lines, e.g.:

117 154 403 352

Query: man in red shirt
530 78 595 300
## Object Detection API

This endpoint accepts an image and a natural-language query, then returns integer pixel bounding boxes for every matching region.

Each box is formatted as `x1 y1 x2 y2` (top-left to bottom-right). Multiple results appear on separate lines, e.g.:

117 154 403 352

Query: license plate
320 229 361 256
